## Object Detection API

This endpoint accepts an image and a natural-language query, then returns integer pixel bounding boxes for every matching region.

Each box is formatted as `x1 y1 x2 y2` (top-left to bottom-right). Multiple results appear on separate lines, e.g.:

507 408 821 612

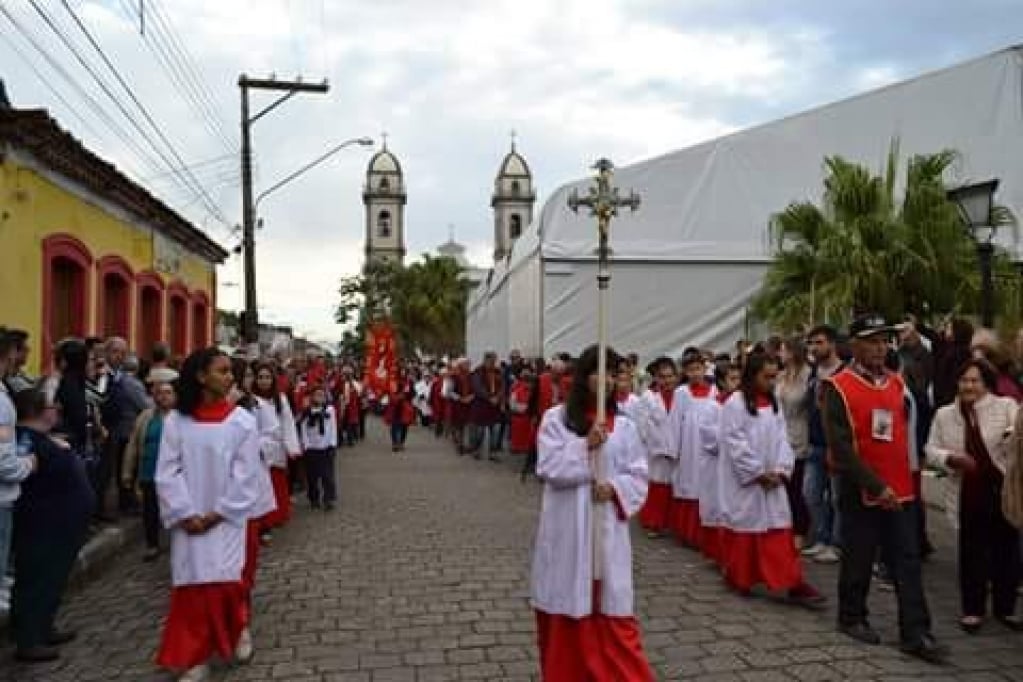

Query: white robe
530 406 649 618
249 397 279 518
696 399 726 526
156 407 264 586
673 384 718 500
718 393 794 533
638 389 683 485
252 397 300 469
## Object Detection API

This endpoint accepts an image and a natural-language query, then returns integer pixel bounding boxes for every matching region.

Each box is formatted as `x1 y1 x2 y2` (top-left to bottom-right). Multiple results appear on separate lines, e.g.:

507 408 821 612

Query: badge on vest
871 408 893 442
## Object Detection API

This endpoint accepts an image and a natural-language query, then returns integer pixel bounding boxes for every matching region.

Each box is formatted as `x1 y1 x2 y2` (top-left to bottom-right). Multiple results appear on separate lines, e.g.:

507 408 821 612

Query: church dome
367 148 402 175
498 148 530 178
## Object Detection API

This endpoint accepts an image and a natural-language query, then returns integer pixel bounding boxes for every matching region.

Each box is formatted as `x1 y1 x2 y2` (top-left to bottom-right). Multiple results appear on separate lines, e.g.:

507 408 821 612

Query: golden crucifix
567 158 640 583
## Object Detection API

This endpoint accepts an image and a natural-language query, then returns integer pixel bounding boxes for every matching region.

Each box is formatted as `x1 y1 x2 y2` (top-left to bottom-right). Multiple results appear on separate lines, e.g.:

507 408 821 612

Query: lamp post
947 179 1000 328
254 137 374 212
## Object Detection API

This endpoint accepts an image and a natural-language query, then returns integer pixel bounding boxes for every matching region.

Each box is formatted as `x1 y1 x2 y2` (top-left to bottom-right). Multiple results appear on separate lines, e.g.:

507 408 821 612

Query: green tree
752 142 1018 330
335 255 470 357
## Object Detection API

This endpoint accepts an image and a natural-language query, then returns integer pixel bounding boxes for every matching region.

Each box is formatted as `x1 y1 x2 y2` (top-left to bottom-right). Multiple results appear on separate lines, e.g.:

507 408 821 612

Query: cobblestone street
3 420 1023 681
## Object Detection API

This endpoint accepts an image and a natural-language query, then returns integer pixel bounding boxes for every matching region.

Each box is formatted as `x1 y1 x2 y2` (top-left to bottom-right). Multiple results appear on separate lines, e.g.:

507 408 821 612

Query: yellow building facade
0 108 228 374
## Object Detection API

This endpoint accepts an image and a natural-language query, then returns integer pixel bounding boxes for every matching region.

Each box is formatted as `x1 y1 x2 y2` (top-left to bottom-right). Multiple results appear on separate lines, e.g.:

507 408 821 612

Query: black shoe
900 634 948 664
47 629 77 646
142 546 161 562
310 501 321 510
324 502 335 512
839 622 881 645
14 645 60 662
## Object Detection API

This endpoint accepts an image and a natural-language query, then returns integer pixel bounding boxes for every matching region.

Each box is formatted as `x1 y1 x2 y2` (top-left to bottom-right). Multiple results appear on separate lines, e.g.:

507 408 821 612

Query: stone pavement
2 420 1023 681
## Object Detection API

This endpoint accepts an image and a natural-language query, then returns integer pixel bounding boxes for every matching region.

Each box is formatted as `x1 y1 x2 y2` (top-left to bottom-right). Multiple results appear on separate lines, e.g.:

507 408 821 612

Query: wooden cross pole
567 158 640 583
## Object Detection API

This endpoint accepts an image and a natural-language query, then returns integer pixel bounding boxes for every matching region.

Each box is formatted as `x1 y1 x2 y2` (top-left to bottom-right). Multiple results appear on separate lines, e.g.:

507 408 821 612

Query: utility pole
239 74 328 346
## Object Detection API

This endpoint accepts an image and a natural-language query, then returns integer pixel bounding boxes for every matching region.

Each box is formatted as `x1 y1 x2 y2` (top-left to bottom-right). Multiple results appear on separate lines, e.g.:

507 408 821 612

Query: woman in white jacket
530 345 653 681
925 358 1020 633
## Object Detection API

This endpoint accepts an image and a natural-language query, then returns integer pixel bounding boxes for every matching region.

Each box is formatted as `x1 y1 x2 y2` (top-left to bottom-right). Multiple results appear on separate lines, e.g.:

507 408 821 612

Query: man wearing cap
822 314 946 663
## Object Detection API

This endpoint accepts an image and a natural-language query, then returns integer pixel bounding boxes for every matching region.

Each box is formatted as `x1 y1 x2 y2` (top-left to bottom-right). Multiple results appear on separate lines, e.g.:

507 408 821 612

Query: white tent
467 46 1023 363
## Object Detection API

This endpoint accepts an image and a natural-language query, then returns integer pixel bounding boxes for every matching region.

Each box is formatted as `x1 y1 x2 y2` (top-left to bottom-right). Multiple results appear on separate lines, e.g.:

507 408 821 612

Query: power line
118 0 236 154
139 152 237 181
47 0 231 228
0 4 168 180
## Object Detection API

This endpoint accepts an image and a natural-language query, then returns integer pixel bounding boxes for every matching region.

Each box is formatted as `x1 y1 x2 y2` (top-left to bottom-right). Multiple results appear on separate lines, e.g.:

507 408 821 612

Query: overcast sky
2 0 1020 344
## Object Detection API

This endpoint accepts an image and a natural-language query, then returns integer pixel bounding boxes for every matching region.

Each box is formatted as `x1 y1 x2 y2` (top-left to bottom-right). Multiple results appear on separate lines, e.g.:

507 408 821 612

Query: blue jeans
390 422 409 448
803 446 841 547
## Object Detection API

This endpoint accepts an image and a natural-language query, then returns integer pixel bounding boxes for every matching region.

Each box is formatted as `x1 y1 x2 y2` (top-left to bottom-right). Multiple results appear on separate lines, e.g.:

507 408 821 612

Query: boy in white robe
530 345 653 681
718 353 824 607
156 349 265 682
636 357 682 537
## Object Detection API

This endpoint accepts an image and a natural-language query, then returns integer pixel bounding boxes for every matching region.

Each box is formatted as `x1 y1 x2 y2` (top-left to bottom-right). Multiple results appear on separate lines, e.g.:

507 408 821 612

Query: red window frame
41 234 93 364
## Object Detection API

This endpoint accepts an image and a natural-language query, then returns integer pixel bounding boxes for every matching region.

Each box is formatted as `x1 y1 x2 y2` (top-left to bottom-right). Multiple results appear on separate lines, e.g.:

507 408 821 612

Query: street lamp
254 137 374 211
947 179 1000 328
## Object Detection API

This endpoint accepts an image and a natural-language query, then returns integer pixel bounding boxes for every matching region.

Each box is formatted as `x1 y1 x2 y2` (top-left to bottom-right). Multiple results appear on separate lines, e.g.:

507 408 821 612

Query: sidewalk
0 516 141 629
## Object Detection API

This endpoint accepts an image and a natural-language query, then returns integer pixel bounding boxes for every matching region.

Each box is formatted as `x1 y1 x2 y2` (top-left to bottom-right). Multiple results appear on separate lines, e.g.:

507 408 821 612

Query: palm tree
753 141 1018 330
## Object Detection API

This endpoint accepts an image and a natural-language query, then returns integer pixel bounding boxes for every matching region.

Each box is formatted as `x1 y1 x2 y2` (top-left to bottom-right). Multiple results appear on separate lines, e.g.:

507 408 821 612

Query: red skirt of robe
155 582 247 670
699 525 726 564
259 467 292 529
637 482 672 532
509 414 536 453
240 518 260 625
720 527 803 593
668 498 702 549
534 582 654 682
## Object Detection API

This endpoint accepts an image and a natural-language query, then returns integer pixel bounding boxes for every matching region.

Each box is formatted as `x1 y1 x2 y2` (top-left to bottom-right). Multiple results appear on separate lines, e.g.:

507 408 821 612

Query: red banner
364 321 397 399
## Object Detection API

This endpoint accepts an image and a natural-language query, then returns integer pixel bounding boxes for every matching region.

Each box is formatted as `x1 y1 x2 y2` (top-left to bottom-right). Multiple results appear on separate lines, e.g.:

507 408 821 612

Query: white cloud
3 0 999 343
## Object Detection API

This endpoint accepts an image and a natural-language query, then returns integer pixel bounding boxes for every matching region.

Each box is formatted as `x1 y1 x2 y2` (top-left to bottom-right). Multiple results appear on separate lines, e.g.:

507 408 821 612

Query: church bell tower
363 137 407 268
491 136 535 262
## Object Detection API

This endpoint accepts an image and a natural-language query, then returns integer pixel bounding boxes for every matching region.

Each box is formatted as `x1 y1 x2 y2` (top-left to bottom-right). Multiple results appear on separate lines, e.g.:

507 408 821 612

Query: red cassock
669 498 702 549
535 583 654 682
429 377 447 424
261 468 292 528
339 381 361 426
508 380 535 453
720 527 803 594
155 582 247 671
384 381 415 426
638 483 672 532
450 374 473 428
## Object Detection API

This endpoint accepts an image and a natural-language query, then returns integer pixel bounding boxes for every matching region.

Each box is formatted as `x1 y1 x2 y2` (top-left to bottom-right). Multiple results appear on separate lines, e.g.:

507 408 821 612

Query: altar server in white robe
699 363 741 564
636 357 682 537
155 348 265 682
531 345 654 681
718 352 824 607
672 349 718 549
615 362 644 423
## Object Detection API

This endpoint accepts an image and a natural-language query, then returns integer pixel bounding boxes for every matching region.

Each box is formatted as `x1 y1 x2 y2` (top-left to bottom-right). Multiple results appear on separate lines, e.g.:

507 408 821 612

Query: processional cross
567 159 640 582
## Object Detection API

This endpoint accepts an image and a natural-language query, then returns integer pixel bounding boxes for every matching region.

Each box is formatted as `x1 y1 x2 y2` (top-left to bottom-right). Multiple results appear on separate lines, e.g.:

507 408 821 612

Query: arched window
41 234 93 357
192 290 210 350
378 210 392 238
511 179 521 196
167 281 190 358
379 176 390 191
509 214 523 240
96 255 134 341
135 271 165 360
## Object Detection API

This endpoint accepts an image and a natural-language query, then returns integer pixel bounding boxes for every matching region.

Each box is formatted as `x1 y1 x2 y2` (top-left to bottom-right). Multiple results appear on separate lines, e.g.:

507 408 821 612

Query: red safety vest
827 368 915 506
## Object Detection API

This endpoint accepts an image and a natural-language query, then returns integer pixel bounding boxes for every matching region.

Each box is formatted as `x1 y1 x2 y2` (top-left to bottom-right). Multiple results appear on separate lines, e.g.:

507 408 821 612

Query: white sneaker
235 627 254 663
814 546 841 564
801 543 825 557
178 664 210 682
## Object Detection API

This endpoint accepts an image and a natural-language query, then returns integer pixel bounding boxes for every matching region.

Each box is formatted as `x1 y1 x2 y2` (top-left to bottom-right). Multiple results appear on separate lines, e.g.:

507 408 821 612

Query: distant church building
491 139 535 262
363 140 406 267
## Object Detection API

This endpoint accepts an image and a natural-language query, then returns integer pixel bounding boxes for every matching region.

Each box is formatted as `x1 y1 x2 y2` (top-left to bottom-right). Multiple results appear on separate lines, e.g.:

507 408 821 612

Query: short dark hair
0 327 12 357
152 342 171 364
957 358 998 393
5 328 28 352
807 324 838 343
651 356 677 374
14 386 48 421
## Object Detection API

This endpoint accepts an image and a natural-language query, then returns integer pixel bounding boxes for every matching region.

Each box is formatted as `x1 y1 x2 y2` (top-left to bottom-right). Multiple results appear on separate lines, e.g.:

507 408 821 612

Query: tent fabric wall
466 47 1023 361
542 261 766 361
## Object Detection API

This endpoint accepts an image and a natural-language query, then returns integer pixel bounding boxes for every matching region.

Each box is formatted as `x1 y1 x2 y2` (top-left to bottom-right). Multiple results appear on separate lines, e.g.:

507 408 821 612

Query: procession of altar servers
627 364 817 596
